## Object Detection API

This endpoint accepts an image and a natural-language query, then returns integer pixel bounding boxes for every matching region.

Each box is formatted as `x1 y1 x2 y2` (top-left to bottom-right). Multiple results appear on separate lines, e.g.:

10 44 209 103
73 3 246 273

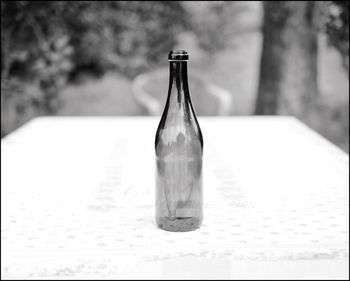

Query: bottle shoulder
155 118 203 157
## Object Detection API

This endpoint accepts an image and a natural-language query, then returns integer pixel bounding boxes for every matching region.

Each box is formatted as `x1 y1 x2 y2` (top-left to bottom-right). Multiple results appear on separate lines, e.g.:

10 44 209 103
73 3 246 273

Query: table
1 117 349 279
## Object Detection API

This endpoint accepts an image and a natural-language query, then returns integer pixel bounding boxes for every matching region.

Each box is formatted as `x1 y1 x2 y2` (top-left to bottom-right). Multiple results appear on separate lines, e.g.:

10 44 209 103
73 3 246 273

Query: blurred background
1 1 349 151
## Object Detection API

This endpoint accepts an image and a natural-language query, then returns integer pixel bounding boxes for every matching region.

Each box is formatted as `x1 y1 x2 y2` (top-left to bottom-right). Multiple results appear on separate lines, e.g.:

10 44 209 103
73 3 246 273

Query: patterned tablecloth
1 117 349 279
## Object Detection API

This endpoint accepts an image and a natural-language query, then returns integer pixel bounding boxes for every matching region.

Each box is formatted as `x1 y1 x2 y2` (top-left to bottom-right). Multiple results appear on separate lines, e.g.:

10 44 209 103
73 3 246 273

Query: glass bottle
155 50 203 232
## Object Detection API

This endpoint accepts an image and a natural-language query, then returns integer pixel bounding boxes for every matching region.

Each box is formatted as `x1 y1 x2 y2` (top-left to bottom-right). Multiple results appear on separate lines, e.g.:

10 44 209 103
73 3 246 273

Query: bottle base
157 216 201 232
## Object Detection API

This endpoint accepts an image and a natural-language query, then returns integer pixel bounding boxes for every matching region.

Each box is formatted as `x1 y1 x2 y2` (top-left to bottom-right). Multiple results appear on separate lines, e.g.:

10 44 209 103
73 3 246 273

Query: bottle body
155 51 203 232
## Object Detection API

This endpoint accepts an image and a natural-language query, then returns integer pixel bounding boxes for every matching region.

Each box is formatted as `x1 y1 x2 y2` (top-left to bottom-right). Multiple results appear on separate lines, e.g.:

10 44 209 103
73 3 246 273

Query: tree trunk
255 1 318 118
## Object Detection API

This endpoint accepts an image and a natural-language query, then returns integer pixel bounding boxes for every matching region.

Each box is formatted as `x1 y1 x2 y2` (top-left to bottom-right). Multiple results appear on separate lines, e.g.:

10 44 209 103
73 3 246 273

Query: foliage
1 1 188 136
322 1 349 149
321 1 349 71
1 1 76 113
185 1 246 53
66 1 188 78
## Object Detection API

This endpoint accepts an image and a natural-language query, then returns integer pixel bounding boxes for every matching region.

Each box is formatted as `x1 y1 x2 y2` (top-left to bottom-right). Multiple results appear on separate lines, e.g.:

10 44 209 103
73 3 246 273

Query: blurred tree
186 1 247 53
1 1 188 84
1 1 188 136
66 1 188 78
322 1 349 151
255 1 318 117
1 1 76 135
323 1 349 71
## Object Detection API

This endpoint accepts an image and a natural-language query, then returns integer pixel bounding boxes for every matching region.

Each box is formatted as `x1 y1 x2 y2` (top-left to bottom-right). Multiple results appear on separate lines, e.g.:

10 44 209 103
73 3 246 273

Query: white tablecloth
1 117 349 279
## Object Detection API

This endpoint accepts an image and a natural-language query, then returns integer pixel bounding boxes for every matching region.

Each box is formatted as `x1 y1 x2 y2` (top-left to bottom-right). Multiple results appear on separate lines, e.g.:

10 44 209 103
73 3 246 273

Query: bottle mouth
168 50 189 61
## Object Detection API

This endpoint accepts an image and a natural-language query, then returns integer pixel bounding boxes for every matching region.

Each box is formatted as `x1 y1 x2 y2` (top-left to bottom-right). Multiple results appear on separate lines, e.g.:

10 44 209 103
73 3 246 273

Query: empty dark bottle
155 50 203 232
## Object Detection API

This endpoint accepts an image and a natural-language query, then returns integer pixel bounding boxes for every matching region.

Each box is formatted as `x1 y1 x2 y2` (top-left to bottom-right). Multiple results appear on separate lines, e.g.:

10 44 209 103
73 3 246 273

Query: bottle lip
168 50 189 61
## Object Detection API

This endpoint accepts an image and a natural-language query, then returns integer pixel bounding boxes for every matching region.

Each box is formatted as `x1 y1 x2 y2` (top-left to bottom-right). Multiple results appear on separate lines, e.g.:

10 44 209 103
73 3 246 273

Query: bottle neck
168 61 190 106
